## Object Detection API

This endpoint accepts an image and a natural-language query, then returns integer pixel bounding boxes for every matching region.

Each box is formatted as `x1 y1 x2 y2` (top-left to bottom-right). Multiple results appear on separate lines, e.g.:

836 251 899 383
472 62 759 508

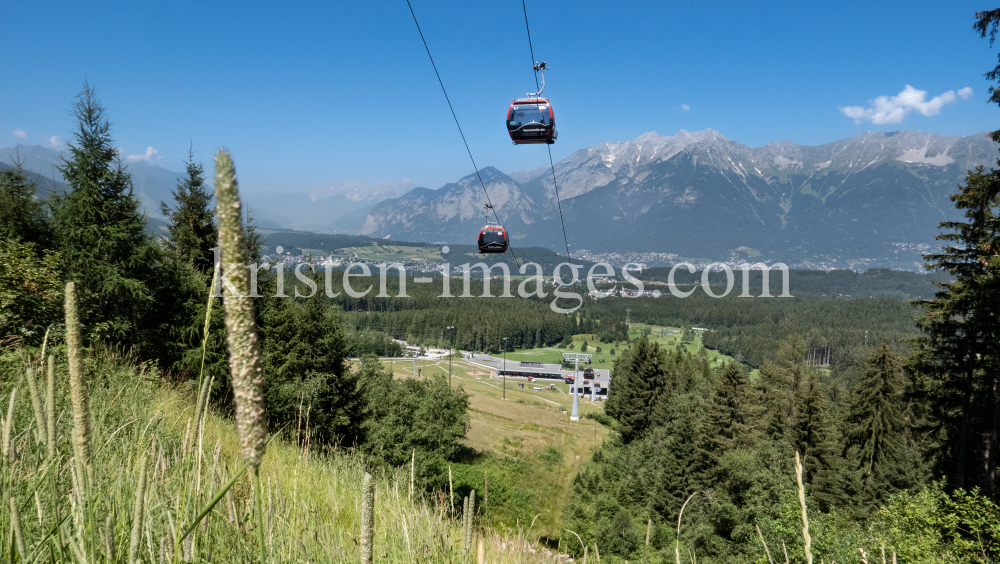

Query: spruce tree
913 166 1000 492
605 338 669 443
792 374 849 511
844 342 915 511
160 147 216 272
259 289 359 445
694 362 759 487
49 83 159 344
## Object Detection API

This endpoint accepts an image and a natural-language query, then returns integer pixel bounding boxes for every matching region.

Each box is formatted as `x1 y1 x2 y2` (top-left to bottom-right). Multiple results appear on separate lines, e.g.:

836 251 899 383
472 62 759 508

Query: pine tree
160 147 216 272
49 83 160 343
844 342 915 511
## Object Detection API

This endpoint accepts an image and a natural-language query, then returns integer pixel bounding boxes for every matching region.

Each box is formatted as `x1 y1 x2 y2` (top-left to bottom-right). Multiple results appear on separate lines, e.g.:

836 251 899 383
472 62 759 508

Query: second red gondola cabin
478 225 509 254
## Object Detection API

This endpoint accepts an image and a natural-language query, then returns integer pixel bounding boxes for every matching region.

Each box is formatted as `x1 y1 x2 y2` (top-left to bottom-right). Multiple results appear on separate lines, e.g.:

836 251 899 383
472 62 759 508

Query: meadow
0 345 567 563
500 325 737 373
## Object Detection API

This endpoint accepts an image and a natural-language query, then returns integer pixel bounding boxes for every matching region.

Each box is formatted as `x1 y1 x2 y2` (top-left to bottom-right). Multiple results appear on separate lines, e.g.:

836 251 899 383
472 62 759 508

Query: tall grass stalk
46 354 56 458
2 387 15 458
254 467 266 562
361 472 375 564
10 496 27 558
756 523 775 564
676 491 696 564
214 148 266 471
410 447 415 501
129 455 148 564
463 495 471 550
794 451 813 564
65 281 92 472
193 262 220 447
25 366 47 446
215 148 268 563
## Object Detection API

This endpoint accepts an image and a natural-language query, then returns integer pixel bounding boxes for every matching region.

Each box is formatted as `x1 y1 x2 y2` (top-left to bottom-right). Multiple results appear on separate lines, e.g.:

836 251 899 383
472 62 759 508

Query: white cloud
127 146 163 163
47 135 65 149
12 129 27 139
839 85 972 124
673 104 691 111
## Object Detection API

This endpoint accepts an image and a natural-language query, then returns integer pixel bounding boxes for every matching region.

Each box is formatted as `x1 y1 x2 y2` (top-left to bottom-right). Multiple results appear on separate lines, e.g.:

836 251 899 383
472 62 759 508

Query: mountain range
355 129 998 267
5 128 997 268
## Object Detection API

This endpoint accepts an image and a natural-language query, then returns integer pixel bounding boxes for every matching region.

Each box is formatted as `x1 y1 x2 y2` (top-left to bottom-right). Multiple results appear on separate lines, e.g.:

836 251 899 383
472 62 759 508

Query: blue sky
4 0 1000 195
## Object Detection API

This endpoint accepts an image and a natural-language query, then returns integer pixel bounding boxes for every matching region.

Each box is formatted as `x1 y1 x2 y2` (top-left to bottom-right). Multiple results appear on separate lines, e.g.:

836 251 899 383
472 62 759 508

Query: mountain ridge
353 128 999 266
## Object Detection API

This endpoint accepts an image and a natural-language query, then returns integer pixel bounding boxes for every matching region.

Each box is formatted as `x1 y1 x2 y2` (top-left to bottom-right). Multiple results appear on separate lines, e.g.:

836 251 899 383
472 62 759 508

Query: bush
360 356 470 488
583 411 615 428
0 238 61 344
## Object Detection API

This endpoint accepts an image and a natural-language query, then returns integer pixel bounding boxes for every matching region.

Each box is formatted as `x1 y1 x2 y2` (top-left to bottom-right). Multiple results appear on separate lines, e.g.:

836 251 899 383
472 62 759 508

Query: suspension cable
522 0 540 93
521 0 573 266
404 0 525 271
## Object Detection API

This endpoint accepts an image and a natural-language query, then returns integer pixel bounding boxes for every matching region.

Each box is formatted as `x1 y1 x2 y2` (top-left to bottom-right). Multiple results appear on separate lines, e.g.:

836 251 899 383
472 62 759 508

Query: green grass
0 348 560 563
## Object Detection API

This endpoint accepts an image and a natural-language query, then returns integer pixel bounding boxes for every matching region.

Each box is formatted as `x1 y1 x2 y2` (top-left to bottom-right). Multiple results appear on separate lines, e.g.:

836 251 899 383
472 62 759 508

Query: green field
331 244 444 262
501 324 742 373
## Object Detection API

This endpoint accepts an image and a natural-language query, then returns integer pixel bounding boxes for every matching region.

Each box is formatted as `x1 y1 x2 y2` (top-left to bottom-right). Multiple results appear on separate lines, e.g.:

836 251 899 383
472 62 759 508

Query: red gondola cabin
506 99 557 145
478 225 509 254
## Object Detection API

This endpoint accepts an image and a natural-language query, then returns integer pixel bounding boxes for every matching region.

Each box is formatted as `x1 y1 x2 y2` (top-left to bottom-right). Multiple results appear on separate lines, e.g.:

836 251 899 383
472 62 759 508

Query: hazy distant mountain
353 129 999 265
248 180 413 233
507 166 548 184
0 160 71 198
0 145 180 218
0 145 408 231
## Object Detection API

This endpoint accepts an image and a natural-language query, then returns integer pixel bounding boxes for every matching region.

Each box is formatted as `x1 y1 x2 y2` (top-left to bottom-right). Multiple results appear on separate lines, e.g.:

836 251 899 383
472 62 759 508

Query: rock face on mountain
357 129 998 263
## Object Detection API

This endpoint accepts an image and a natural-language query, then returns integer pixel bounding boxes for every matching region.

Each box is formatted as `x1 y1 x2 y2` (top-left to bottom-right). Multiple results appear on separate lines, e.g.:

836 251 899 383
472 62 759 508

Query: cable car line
520 0 573 266
521 0 540 93
404 0 524 266
546 144 572 264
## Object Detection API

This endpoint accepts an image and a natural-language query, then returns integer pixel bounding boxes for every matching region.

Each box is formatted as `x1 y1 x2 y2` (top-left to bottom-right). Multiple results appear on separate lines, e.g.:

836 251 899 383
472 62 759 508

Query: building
467 353 610 398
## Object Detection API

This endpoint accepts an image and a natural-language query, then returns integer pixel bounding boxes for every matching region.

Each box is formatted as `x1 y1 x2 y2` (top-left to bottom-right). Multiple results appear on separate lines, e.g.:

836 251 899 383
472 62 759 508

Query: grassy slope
379 357 609 543
0 349 559 563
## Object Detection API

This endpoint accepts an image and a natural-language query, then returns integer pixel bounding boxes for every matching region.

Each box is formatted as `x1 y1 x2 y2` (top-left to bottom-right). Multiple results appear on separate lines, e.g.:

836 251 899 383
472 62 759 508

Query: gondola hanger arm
528 62 548 98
